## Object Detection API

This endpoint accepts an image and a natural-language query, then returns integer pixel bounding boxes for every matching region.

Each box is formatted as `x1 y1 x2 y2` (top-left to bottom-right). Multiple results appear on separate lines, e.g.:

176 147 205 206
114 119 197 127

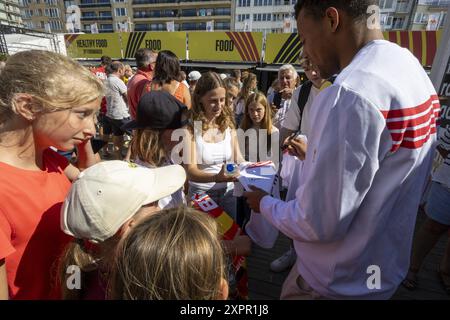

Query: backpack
297 75 336 127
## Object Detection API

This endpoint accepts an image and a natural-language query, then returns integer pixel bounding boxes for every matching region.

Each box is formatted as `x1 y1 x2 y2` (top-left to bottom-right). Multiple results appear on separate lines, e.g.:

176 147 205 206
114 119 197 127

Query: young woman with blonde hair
0 50 103 299
184 72 245 220
110 206 228 300
240 92 279 162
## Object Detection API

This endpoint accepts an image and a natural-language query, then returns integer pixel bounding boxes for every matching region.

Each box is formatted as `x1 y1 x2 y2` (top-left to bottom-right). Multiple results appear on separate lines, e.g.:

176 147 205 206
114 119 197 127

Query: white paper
240 161 280 249
238 162 277 193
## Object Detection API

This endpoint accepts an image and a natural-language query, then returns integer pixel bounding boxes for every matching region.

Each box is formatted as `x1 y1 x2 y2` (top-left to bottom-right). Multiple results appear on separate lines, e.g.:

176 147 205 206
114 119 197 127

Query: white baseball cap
188 70 201 81
61 161 186 242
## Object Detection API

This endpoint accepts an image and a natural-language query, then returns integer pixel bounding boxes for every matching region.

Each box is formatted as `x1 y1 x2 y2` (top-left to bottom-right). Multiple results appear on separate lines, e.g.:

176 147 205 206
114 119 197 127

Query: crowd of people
0 0 449 300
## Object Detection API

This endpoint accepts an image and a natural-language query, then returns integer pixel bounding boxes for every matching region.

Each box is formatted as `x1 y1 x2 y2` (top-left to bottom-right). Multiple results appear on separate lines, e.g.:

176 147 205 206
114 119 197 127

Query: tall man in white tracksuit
245 0 439 299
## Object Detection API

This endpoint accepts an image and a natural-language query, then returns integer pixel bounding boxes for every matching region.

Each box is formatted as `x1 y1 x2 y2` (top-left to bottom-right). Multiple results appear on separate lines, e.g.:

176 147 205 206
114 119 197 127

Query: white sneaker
270 247 296 273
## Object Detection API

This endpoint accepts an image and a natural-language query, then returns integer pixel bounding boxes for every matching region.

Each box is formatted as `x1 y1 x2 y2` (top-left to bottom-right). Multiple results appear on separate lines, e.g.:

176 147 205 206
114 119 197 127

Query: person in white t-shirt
105 61 130 160
402 126 450 294
245 0 439 299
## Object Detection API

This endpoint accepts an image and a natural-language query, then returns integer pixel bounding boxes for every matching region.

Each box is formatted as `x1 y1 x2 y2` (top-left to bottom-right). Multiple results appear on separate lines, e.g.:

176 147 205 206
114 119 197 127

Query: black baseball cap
122 90 188 131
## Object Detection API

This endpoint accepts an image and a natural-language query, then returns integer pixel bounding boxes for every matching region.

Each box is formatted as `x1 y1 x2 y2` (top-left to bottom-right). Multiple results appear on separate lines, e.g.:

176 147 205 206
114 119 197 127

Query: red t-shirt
91 66 108 115
127 69 153 120
91 66 107 81
0 149 72 299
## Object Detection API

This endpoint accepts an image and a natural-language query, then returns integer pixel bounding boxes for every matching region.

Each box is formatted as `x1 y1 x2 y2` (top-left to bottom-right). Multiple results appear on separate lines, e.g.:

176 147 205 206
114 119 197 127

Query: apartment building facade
234 0 297 33
410 0 449 30
49 0 234 33
378 0 417 30
131 0 232 32
1 0 23 27
20 0 65 32
360 0 449 31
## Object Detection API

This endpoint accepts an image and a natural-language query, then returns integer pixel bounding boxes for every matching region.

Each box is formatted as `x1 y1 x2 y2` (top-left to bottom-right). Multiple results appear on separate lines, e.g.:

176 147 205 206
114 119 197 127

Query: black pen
281 130 302 151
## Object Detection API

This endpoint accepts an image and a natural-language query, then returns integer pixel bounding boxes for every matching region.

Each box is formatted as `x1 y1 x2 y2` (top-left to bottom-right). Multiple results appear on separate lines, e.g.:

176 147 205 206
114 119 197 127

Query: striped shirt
260 40 438 299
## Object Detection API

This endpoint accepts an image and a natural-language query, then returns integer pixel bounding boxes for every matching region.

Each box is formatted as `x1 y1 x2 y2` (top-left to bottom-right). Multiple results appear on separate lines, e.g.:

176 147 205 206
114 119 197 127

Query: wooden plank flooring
247 211 450 300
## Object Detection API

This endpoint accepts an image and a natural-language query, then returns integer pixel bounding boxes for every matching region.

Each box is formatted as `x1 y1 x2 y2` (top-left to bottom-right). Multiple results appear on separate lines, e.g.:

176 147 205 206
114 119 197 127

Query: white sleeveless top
189 127 233 191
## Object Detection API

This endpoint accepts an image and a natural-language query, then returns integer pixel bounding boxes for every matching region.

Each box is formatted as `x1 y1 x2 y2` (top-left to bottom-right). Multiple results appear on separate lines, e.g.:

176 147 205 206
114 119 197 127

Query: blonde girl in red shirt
0 50 103 299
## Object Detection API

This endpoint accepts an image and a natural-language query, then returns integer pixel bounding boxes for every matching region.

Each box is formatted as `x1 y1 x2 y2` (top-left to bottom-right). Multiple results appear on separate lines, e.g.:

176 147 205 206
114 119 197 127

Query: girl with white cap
58 161 186 300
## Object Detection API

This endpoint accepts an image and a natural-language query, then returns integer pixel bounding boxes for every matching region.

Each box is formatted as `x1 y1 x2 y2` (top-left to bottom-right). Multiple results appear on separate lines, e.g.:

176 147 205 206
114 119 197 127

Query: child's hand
223 235 252 256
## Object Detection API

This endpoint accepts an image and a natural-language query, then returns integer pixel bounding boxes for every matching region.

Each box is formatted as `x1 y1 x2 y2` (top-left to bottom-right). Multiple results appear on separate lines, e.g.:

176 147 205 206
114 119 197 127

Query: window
414 12 429 24
181 8 197 16
100 24 113 30
379 0 395 10
44 8 59 18
440 13 447 28
82 11 96 17
99 11 112 18
392 17 405 29
215 8 230 16
215 21 230 30
115 8 127 16
49 19 62 31
64 1 76 8
238 0 251 7
380 14 393 27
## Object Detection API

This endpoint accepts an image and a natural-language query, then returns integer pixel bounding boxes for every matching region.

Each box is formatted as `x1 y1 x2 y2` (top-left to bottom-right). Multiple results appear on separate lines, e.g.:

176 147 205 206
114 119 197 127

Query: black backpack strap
296 76 336 128
328 75 337 84
297 80 313 120
273 91 282 109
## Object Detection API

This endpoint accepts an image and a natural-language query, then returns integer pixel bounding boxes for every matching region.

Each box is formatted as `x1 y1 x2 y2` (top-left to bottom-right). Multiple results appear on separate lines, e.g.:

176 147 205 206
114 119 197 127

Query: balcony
133 9 176 19
81 15 113 20
132 0 176 5
178 15 230 21
79 0 112 8
134 23 170 31
395 1 412 14
178 0 231 5
426 0 450 8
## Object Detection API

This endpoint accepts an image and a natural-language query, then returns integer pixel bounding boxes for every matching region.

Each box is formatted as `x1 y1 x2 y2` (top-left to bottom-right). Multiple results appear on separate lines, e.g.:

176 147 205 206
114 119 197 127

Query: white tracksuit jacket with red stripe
260 40 440 299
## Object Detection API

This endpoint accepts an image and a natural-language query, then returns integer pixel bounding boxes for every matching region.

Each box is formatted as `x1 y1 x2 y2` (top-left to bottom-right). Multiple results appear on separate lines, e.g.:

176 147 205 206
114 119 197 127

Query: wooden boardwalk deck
247 211 450 300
